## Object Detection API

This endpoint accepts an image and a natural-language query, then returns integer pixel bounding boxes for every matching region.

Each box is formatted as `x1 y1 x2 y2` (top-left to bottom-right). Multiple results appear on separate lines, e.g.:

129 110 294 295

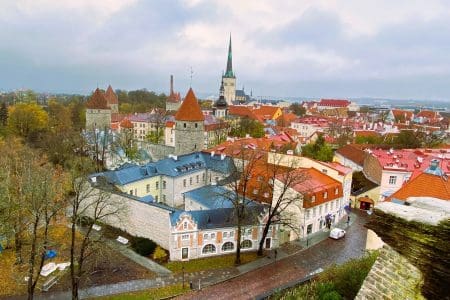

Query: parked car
329 228 346 240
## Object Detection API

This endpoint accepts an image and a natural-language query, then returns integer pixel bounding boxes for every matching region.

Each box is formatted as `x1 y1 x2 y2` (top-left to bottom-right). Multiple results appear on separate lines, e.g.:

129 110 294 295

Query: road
176 210 368 300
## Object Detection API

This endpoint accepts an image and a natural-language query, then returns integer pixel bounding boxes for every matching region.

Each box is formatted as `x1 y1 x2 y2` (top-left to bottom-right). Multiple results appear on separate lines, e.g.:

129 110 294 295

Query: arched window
222 242 234 251
202 244 216 254
240 240 252 249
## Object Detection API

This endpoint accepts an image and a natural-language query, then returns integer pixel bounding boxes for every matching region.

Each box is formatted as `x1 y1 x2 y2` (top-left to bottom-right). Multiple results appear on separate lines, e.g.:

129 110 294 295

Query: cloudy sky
1 0 450 100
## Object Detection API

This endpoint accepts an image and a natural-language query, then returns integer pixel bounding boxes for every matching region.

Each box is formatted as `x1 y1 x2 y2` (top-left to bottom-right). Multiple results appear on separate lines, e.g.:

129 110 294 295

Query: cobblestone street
177 210 369 300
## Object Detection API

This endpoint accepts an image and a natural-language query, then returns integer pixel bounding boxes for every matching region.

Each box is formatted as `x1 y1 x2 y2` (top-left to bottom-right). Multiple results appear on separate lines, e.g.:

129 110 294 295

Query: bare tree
220 145 262 265
255 153 307 256
67 157 124 300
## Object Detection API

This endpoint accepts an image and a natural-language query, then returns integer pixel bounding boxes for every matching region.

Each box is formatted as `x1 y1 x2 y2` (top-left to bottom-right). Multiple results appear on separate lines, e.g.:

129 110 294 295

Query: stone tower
174 88 205 155
105 85 119 114
222 35 236 105
85 88 111 130
213 79 228 118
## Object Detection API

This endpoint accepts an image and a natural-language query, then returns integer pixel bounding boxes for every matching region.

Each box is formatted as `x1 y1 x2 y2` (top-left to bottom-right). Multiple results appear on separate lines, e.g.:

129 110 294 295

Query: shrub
130 237 157 256
152 246 168 263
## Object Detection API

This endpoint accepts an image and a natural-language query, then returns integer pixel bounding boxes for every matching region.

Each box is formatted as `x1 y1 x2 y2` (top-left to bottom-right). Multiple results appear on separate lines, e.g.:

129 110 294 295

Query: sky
1 0 450 100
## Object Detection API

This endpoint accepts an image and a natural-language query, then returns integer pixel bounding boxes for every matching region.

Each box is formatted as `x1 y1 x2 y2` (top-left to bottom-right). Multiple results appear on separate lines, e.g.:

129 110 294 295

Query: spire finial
224 34 233 78
189 67 194 87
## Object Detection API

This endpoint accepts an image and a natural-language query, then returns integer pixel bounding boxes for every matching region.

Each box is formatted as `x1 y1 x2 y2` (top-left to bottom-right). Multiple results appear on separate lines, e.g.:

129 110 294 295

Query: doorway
265 238 271 249
182 247 188 260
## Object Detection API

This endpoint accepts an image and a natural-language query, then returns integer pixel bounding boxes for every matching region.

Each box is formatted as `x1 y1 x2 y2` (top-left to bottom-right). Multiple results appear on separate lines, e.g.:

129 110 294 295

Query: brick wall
356 245 424 300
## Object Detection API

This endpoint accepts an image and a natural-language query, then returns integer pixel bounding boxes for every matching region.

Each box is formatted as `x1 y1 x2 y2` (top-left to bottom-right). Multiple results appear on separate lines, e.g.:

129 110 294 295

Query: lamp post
182 264 185 288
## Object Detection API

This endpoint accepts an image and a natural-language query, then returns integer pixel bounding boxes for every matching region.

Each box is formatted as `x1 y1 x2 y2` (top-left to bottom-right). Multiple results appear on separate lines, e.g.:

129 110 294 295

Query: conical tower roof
86 88 109 109
105 85 118 104
224 35 234 78
175 88 205 121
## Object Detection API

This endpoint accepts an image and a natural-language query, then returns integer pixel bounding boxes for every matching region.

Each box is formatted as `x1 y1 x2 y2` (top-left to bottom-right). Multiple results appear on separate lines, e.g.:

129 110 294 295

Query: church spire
224 34 234 78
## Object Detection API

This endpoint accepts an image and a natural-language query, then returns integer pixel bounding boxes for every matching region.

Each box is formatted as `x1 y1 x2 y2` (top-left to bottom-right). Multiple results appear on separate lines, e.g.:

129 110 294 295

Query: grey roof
93 152 234 186
185 186 236 209
170 205 265 229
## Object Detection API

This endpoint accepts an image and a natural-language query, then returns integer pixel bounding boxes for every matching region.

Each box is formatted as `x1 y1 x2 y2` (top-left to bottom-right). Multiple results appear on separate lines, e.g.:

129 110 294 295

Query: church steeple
224 35 234 78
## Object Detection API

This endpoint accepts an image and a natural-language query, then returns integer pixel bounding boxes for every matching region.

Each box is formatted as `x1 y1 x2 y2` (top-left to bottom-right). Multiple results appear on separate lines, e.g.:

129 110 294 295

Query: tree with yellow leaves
7 102 48 137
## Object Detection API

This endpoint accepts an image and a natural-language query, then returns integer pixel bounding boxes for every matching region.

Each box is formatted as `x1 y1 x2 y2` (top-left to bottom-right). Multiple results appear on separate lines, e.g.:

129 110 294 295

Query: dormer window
323 192 328 199
335 187 339 195
311 195 316 202
183 222 187 229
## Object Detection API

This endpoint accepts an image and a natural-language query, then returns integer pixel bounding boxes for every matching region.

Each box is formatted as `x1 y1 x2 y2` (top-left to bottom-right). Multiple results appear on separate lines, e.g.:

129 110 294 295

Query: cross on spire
189 66 194 87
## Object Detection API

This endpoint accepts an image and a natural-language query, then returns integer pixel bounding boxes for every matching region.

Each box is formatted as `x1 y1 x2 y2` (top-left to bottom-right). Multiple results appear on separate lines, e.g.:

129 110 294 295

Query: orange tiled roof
253 106 281 120
391 109 414 120
120 118 133 129
228 106 259 120
174 88 205 121
335 144 366 166
86 88 109 109
387 172 450 202
105 85 118 105
416 110 439 119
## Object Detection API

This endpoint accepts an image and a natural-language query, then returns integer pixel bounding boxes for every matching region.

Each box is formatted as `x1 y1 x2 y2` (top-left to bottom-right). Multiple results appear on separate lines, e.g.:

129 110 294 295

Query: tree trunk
258 222 271 256
235 224 241 265
70 218 78 300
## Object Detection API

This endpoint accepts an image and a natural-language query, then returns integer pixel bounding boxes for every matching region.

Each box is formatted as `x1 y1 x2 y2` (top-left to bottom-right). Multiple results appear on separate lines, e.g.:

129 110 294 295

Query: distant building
222 36 236 105
166 75 182 111
213 79 228 118
105 85 119 114
85 88 111 130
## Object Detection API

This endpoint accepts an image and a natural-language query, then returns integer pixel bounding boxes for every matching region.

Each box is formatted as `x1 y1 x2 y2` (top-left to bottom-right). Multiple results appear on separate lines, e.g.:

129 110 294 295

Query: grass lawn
165 251 259 273
93 283 190 300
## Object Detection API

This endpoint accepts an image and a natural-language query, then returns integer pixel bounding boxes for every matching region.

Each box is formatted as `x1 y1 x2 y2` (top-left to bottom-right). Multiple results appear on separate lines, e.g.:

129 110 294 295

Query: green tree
230 117 265 138
7 102 48 137
48 99 73 132
302 134 333 162
395 130 421 148
289 102 306 116
119 103 133 114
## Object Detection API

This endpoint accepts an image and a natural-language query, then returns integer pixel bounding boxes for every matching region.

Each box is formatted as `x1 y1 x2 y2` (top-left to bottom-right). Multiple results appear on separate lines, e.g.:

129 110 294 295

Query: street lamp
182 264 185 288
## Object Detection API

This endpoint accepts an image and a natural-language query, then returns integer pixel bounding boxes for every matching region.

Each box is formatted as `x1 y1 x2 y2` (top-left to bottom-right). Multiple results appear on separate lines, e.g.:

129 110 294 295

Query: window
146 184 150 193
323 192 328 199
306 210 310 219
311 195 316 202
215 176 219 183
196 175 199 183
331 201 334 210
240 240 252 249
129 190 133 195
389 176 397 185
325 203 328 212
183 179 187 187
190 177 193 185
163 181 166 189
211 233 216 239
253 189 259 195
222 242 234 251
202 244 216 254
182 234 189 240
163 194 166 202
230 231 234 237
155 182 159 189
183 123 186 128
195 123 198 128
155 195 159 202
335 187 339 195
223 232 228 238
264 192 269 198
202 173 205 181
313 207 317 217
183 222 187 229
257 176 263 182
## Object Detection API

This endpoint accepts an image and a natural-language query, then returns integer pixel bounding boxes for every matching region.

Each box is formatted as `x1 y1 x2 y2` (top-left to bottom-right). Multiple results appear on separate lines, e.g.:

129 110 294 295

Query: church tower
222 35 236 105
174 88 205 155
213 79 228 118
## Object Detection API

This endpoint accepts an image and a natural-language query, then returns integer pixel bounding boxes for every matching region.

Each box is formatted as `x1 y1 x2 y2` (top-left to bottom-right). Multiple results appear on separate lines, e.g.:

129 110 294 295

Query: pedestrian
189 281 193 290
347 215 350 225
274 249 278 261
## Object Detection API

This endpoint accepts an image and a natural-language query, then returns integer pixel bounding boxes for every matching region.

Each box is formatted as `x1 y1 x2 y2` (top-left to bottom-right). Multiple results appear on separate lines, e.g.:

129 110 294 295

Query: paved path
176 210 368 300
34 210 367 299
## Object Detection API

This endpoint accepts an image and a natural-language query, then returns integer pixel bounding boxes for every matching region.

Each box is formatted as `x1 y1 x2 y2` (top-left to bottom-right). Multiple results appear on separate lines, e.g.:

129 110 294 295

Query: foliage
7 102 48 137
47 99 73 132
355 135 383 144
302 134 333 162
289 102 306 116
230 117 265 138
272 251 378 300
130 237 157 257
394 130 421 148
146 128 164 144
117 89 166 113
165 252 258 273
152 246 168 262
119 103 133 114
0 102 8 126
96 283 190 300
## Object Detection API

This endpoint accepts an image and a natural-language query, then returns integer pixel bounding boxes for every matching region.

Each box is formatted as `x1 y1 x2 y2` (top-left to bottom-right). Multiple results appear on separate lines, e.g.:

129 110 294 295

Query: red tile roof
319 99 351 107
86 88 109 109
253 106 281 120
174 88 205 122
105 85 118 105
387 172 450 201
391 109 414 120
120 118 133 129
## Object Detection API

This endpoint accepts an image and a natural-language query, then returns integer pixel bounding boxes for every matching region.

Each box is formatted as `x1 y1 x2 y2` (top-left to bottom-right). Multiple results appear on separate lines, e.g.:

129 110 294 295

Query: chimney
170 75 174 95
